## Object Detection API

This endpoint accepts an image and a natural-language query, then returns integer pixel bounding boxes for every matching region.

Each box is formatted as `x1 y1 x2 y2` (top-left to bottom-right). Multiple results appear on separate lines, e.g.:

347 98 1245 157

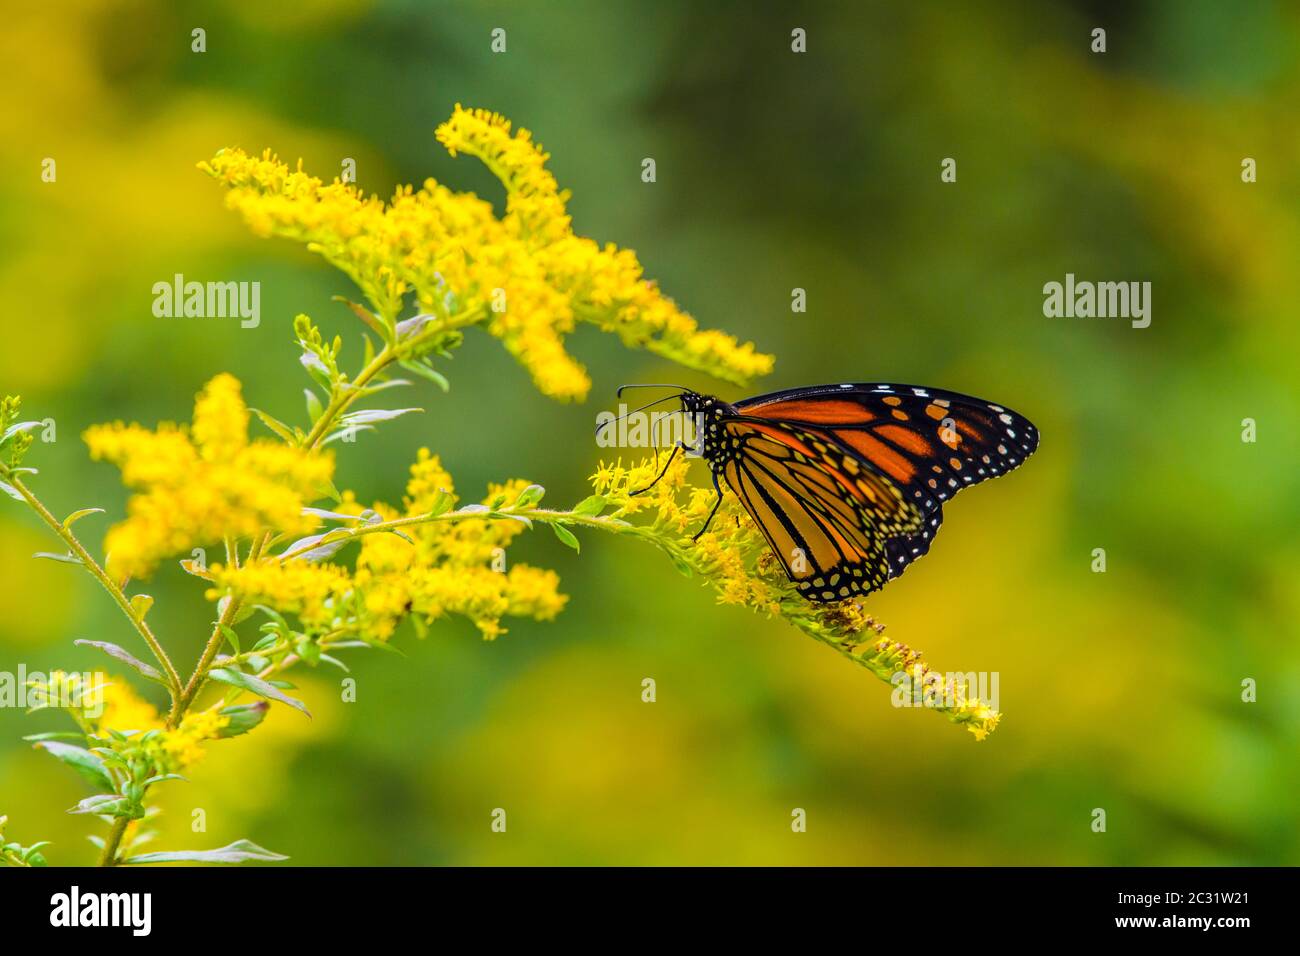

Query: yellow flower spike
214 449 570 645
163 709 230 768
85 374 334 579
95 677 163 735
203 106 775 401
191 373 249 461
207 561 354 629
402 448 457 515
435 104 572 247
588 455 1001 739
46 674 230 772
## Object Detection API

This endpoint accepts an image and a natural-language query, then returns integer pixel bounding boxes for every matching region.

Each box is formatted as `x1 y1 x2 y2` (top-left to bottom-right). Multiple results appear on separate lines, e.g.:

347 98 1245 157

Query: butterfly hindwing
719 418 924 601
883 503 943 580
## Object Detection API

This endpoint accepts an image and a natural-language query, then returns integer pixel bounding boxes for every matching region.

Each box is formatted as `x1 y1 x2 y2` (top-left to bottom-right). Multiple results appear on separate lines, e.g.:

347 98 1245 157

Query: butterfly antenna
594 393 687 440
616 383 688 398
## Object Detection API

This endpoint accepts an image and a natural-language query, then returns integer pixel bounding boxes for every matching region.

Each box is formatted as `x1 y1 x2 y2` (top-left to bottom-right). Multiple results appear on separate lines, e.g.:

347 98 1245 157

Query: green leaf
331 638 405 657
571 495 607 517
89 747 129 771
338 407 422 427
395 312 435 341
23 844 50 866
33 551 81 565
302 506 365 523
179 558 213 580
295 635 321 666
513 484 546 509
356 378 413 397
73 640 166 685
318 654 349 673
299 351 334 391
207 668 311 717
122 838 289 865
399 358 451 392
336 295 392 341
62 508 105 529
1 420 41 444
34 741 114 792
219 625 241 655
68 794 137 819
142 773 186 786
304 388 324 424
427 488 453 517
254 604 291 633
551 523 580 553
215 701 269 738
250 408 295 443
322 424 374 445
668 551 694 578
281 531 350 562
250 633 279 653
129 593 154 621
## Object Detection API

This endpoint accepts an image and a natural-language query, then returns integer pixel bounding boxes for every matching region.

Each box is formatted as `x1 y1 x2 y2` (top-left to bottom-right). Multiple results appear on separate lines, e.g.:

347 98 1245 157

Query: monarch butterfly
619 382 1039 603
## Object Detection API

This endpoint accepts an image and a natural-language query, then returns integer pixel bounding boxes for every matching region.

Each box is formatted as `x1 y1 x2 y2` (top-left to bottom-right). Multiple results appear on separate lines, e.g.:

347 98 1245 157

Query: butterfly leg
630 443 682 497
691 471 725 541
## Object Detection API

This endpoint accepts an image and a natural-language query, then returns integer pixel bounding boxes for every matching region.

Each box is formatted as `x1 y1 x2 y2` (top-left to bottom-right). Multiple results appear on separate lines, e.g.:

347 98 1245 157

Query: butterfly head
610 385 738 465
675 391 742 467
613 385 736 422
676 388 738 412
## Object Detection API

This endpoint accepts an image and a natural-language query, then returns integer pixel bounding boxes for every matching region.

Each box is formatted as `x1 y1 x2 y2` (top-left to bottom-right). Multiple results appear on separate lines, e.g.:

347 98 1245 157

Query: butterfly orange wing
719 418 923 601
732 383 1038 582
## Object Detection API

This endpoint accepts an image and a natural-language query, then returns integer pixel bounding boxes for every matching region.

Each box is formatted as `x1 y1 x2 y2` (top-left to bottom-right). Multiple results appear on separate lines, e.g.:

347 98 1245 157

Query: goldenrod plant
0 106 997 867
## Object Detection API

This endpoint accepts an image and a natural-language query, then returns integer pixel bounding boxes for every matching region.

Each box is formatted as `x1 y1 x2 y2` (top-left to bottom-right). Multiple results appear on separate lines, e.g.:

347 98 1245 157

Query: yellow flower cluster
592 455 784 613
201 105 774 401
206 561 353 629
212 449 567 641
34 671 227 770
25 669 107 717
590 456 1002 740
84 374 334 579
97 679 228 770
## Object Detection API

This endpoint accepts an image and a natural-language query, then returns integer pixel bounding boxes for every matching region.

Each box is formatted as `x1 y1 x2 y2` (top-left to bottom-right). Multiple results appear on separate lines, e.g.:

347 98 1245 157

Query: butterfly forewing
735 383 1039 515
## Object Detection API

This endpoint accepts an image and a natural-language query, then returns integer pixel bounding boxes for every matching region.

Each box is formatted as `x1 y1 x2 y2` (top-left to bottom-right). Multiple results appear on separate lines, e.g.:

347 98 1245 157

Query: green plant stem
169 534 266 726
273 504 689 566
4 473 182 695
303 304 486 451
168 306 487 727
98 817 129 867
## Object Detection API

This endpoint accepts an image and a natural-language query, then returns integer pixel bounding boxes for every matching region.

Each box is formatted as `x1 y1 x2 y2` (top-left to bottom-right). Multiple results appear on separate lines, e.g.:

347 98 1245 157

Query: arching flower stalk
0 105 991 871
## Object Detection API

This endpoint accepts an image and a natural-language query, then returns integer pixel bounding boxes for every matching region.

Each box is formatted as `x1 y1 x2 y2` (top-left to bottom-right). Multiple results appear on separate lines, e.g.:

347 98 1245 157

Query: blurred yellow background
1 0 1297 865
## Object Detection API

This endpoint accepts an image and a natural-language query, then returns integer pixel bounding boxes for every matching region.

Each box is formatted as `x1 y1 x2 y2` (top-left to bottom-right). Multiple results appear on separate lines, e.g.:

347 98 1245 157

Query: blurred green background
2 0 1297 865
